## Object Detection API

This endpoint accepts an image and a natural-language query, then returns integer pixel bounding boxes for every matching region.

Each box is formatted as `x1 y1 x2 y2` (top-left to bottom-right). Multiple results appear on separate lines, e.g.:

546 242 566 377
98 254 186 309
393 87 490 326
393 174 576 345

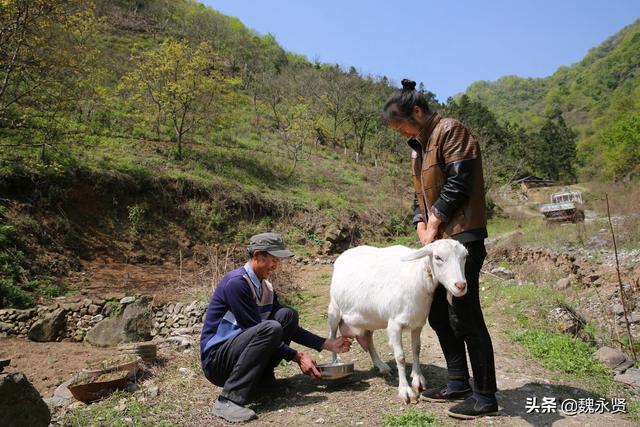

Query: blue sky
203 1 640 101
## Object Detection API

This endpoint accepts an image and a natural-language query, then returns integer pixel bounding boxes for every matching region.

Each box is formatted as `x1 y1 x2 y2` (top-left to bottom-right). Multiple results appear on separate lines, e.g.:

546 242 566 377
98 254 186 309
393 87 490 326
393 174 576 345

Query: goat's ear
401 244 433 262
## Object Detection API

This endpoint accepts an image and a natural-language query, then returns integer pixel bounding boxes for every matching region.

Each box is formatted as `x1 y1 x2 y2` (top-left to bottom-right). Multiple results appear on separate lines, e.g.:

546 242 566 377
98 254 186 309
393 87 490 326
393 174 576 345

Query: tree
594 111 640 181
535 109 577 182
120 39 238 159
0 0 98 126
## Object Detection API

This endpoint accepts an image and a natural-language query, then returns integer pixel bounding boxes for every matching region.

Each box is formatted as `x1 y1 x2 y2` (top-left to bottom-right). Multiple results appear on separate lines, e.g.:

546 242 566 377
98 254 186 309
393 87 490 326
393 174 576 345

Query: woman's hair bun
401 79 416 91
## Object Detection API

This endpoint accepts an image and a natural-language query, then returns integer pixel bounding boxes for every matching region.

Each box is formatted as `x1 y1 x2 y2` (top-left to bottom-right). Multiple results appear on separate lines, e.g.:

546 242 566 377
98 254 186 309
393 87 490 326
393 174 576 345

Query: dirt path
4 264 637 426
235 264 636 426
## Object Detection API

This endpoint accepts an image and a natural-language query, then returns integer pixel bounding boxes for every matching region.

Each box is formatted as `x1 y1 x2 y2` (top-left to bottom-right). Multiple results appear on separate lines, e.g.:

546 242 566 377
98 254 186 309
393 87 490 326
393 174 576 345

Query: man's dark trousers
428 239 497 394
204 307 299 404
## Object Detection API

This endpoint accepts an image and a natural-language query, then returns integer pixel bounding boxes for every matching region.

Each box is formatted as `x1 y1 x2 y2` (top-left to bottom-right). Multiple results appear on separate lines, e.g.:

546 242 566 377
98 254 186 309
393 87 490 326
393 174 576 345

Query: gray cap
247 232 294 258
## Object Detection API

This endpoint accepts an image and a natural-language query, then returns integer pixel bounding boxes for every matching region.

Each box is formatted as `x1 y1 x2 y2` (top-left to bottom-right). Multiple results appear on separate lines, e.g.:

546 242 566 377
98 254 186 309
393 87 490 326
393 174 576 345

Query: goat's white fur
327 239 468 404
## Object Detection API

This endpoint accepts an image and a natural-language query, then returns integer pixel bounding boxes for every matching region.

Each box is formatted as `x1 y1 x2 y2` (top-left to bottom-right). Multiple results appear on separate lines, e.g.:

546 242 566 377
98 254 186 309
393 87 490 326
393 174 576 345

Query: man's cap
248 232 294 258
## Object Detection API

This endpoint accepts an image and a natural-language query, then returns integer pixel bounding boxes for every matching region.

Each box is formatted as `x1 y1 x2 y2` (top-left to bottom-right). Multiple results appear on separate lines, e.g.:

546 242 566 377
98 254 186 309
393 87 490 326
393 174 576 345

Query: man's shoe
421 385 472 402
212 398 257 423
446 396 499 419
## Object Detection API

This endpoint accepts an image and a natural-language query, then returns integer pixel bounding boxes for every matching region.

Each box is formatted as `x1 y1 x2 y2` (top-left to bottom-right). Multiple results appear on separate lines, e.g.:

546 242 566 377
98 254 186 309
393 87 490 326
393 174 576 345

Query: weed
127 204 146 241
382 408 442 427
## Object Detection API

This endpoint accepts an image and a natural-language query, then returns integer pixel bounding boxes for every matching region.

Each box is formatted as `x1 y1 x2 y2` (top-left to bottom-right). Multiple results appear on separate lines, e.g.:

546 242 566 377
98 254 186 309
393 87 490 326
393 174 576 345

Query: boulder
0 373 51 427
85 296 152 347
614 368 640 387
27 308 68 342
594 346 632 372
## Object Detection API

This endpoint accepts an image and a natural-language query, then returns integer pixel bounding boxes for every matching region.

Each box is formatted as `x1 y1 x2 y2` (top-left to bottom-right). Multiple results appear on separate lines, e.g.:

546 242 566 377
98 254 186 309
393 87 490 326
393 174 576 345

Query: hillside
0 0 415 308
464 19 640 180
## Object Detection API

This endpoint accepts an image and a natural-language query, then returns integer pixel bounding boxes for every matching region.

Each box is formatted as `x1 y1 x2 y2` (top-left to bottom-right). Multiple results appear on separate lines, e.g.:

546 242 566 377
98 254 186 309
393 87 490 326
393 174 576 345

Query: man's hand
294 352 321 379
322 337 352 353
417 216 441 246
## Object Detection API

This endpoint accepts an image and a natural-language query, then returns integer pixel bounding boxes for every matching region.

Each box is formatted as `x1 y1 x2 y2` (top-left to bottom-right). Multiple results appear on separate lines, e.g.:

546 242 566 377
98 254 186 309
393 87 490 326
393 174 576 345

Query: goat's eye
434 255 443 262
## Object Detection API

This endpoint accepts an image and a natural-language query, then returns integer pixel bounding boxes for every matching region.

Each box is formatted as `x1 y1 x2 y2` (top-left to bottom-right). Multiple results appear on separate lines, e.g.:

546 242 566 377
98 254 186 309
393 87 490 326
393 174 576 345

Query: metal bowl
316 361 354 380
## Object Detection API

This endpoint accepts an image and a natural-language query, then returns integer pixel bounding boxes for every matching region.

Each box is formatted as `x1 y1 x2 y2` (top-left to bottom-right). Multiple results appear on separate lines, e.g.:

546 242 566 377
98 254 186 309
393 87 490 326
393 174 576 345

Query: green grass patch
512 329 609 377
64 391 176 427
382 408 442 427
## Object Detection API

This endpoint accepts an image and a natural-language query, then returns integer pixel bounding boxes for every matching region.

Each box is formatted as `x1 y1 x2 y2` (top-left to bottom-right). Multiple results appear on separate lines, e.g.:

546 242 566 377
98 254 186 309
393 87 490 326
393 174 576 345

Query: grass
65 390 176 427
381 408 442 427
512 329 609 377
481 276 626 398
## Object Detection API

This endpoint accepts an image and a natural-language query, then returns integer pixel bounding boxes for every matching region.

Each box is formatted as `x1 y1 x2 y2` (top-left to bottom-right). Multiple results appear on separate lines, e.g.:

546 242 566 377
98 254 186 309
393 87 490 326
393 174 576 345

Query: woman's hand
322 337 352 353
417 215 442 245
294 352 321 379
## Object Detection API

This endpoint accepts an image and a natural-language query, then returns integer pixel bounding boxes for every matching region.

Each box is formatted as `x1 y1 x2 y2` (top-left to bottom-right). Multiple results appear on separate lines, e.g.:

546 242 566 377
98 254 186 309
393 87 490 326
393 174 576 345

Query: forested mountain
464 19 640 181
0 0 635 306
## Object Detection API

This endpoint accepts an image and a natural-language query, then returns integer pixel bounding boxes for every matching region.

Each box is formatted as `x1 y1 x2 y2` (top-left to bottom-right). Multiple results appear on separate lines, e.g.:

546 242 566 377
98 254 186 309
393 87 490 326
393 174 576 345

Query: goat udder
339 320 370 351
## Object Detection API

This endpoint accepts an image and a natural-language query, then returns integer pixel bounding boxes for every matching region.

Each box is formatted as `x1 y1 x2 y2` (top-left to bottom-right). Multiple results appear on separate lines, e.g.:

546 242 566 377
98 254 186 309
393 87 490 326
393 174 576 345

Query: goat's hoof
398 386 417 404
411 375 427 393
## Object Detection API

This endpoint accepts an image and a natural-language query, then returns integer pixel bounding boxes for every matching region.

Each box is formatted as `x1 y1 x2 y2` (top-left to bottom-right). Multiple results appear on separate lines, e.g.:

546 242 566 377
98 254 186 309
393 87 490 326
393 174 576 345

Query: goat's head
401 240 469 301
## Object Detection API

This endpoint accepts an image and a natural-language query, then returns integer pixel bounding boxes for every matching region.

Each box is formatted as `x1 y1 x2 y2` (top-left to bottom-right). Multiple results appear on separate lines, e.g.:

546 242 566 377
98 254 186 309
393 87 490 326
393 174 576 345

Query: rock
91 314 104 323
173 303 184 314
614 368 640 387
44 396 69 409
53 377 75 400
88 304 101 316
85 296 152 347
554 277 571 291
120 296 135 305
145 386 159 398
162 335 193 350
68 401 85 411
594 347 629 369
27 308 68 342
0 322 12 332
548 306 585 335
612 304 626 316
490 267 515 280
177 367 195 377
0 373 51 427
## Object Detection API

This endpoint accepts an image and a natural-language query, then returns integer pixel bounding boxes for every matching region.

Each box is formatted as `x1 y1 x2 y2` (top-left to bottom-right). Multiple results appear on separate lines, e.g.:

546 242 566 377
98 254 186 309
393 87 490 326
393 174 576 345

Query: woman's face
387 106 427 139
388 119 422 139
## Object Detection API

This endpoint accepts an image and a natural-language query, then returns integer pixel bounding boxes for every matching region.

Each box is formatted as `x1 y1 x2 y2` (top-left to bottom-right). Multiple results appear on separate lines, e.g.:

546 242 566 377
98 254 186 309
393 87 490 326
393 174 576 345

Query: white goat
327 239 468 403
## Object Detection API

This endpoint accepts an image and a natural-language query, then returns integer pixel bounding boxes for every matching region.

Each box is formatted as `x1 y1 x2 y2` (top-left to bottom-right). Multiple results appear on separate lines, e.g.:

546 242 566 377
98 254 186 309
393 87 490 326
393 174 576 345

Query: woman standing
382 79 498 420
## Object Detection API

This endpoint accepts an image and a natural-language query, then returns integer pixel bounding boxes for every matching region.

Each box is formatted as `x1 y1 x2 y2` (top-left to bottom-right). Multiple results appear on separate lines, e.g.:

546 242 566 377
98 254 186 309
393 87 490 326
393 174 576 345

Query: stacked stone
0 308 37 337
1 297 207 341
0 298 108 340
151 300 207 337
60 298 106 342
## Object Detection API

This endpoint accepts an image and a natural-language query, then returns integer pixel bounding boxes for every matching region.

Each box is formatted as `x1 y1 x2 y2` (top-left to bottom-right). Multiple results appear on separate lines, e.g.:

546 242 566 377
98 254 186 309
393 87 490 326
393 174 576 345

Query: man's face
252 252 281 280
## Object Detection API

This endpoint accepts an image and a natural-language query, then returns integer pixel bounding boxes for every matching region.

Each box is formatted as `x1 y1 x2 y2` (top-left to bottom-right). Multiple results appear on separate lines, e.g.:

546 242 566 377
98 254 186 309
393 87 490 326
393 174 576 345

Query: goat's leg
410 328 427 393
387 321 417 404
364 331 391 375
327 301 341 363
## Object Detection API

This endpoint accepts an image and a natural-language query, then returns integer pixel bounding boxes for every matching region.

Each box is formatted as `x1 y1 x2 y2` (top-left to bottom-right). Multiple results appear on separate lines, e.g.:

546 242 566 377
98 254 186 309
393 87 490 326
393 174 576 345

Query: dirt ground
3 263 637 426
0 339 120 397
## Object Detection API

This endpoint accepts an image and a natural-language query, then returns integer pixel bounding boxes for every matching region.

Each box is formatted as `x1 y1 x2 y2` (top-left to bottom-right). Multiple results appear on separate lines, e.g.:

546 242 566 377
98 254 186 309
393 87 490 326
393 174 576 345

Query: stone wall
0 296 206 342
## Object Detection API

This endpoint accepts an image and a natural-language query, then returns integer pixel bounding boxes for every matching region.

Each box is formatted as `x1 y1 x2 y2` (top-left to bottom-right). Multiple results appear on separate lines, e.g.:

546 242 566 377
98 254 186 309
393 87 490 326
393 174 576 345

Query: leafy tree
593 111 640 181
535 110 577 182
120 38 239 159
